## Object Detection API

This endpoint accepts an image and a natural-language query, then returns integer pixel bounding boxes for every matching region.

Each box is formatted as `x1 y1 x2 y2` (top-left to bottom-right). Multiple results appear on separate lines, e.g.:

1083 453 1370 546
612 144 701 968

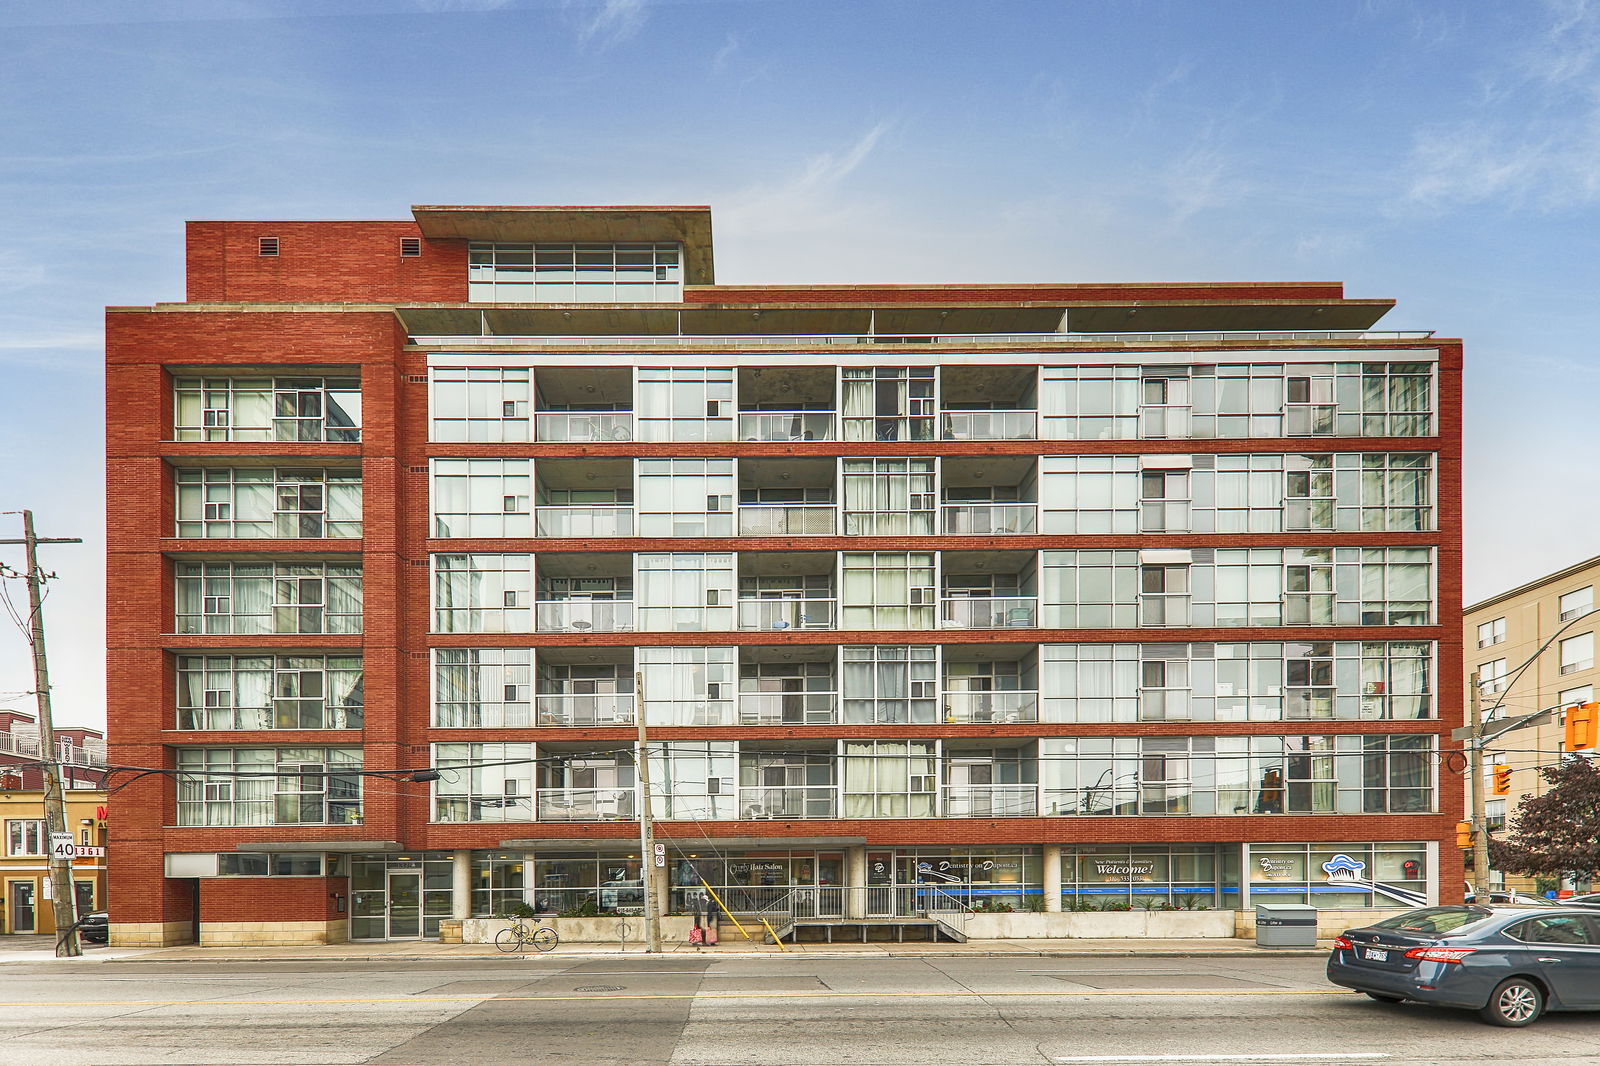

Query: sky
2 0 1599 731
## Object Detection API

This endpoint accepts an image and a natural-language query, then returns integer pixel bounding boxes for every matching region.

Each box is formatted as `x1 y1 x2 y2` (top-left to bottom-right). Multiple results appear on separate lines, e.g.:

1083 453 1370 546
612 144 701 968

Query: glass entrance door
9 881 36 934
386 872 422 939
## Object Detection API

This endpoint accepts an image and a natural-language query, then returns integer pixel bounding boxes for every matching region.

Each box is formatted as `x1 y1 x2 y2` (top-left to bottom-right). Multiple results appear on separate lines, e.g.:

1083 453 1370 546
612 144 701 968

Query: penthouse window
175 561 362 635
466 242 682 303
173 376 361 443
175 468 361 539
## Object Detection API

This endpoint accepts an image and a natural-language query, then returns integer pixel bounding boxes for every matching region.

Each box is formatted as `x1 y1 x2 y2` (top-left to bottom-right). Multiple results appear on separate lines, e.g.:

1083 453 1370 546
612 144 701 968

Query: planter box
462 916 697 945
958 911 1235 939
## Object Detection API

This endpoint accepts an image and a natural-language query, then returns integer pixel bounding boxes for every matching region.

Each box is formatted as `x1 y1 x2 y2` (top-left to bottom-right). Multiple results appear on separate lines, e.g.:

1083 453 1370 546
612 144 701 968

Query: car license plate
1363 948 1389 961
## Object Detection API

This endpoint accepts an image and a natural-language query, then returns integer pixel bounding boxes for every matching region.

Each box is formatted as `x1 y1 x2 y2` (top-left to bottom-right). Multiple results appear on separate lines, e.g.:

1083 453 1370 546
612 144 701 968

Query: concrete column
522 851 538 908
1424 840 1439 906
451 849 472 921
845 846 866 918
1238 843 1251 910
1042 845 1063 912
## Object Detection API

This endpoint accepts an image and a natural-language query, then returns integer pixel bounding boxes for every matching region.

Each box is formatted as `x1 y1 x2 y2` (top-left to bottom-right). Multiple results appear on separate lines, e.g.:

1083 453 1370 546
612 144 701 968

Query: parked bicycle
495 915 559 953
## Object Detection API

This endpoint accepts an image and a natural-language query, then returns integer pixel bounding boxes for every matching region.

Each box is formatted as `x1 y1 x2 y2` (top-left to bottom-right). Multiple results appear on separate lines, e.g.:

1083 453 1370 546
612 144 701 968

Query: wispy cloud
721 121 891 236
568 0 646 50
711 30 740 74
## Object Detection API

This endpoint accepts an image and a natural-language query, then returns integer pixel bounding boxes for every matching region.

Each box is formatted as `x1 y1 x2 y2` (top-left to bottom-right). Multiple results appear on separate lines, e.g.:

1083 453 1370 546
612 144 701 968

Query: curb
86 947 1329 964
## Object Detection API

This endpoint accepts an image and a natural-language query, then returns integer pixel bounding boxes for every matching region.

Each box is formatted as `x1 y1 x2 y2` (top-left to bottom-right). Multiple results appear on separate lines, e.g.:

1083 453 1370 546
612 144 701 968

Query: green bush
496 902 537 919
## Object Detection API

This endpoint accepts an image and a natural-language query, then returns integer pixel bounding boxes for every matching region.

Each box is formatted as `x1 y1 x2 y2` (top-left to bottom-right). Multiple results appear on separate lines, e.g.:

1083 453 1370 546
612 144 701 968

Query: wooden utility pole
1468 669 1491 903
634 671 661 953
0 511 84 956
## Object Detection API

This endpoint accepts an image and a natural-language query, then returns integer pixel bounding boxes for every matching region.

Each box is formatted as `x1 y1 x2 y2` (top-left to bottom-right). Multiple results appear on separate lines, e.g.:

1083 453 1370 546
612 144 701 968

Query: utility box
1254 903 1319 947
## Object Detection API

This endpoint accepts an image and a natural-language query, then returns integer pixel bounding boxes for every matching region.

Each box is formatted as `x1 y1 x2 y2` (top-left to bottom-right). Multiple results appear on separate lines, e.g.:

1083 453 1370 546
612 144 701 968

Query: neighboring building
0 789 108 935
106 204 1463 946
0 711 107 791
1464 555 1600 894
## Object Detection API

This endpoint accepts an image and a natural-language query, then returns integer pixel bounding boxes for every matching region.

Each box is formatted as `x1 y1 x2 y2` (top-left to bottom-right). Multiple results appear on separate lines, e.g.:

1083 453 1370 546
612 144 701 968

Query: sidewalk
0 935 1331 964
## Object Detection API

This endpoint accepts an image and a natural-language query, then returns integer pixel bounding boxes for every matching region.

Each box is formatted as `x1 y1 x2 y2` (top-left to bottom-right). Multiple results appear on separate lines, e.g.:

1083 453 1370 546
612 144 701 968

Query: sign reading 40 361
49 833 76 860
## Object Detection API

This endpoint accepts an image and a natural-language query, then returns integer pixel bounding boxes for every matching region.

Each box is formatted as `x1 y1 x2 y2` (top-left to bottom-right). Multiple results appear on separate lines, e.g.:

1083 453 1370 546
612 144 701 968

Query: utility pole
1 511 84 957
1468 669 1491 904
634 671 661 953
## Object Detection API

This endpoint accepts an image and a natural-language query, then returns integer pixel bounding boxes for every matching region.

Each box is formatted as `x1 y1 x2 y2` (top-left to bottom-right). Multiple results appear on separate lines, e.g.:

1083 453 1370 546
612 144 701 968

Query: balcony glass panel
736 598 836 631
738 787 837 819
943 785 1039 817
941 410 1037 440
534 412 634 442
737 692 838 725
536 788 636 821
535 695 636 727
535 600 634 633
942 504 1038 535
534 506 634 537
738 412 836 442
738 505 836 536
942 691 1038 724
940 597 1039 629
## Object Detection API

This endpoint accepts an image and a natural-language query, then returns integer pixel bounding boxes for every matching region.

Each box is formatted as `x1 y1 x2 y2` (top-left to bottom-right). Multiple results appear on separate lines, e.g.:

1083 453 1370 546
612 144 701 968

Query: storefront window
1248 843 1427 908
1063 845 1221 909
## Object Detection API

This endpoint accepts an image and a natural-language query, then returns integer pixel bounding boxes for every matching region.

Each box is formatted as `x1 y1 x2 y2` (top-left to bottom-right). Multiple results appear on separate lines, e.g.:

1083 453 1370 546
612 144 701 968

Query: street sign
653 841 666 868
49 833 75 859
73 845 106 858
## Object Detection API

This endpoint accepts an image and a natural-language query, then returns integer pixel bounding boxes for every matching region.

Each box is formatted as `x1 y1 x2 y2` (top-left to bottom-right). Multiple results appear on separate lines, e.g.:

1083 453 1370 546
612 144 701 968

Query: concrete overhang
235 840 403 853
499 836 868 851
1066 299 1394 333
411 205 714 284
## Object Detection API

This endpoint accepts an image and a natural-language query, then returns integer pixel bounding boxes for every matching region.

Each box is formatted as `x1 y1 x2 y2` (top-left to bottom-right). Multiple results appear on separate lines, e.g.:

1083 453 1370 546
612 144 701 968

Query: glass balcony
534 506 634 537
941 411 1037 440
737 692 838 725
941 691 1038 724
738 505 837 536
536 787 635 821
942 785 1038 817
737 598 836 631
535 694 635 727
535 600 634 633
534 412 634 442
738 787 837 819
939 597 1038 629
738 412 836 442
941 504 1038 535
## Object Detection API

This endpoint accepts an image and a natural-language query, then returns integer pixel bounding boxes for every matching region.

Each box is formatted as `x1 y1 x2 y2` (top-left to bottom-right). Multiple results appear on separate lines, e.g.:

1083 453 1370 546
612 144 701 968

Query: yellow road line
0 988 1357 1008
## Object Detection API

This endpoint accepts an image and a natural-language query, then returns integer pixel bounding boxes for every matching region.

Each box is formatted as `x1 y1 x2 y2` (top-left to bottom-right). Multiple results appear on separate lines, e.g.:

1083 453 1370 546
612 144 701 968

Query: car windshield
1371 907 1491 935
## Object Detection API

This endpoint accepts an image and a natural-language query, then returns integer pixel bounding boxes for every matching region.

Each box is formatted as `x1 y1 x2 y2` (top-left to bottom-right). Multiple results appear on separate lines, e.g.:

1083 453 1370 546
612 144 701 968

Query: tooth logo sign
1322 854 1367 883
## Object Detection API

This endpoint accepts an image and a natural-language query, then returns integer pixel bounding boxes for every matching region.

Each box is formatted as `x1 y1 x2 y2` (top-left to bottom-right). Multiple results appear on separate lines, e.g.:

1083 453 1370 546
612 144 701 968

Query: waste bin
1254 903 1319 947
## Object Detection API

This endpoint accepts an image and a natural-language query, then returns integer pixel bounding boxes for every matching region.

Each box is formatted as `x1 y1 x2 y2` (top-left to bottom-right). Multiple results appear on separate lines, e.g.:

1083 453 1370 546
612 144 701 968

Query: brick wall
185 222 466 304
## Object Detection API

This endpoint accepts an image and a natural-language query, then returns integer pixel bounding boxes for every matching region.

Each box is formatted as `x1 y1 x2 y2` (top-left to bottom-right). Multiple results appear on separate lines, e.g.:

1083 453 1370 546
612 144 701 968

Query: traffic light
1564 702 1598 752
1492 764 1512 795
1456 821 1473 849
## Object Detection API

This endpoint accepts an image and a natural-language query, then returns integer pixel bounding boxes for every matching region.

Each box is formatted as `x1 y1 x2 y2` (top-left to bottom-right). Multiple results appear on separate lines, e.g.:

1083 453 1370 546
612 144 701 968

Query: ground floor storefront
130 838 1440 945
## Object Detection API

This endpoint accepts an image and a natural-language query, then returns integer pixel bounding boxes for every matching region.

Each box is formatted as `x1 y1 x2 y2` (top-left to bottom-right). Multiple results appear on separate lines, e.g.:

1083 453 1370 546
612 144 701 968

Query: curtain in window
232 569 272 633
840 373 875 441
328 568 363 633
236 660 272 729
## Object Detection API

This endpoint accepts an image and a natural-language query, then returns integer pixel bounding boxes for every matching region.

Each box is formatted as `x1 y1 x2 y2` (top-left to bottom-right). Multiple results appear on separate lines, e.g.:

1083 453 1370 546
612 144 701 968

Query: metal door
9 881 36 934
866 852 896 917
386 872 422 939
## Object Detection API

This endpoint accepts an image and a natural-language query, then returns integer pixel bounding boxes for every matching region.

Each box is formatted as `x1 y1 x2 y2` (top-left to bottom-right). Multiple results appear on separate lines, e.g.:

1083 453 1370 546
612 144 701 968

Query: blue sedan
1327 905 1600 1026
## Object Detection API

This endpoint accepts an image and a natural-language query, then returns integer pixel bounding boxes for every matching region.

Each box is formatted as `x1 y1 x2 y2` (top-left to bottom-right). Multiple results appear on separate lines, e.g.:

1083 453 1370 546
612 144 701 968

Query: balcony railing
534 506 634 538
737 692 838 725
736 598 837 631
0 732 40 758
535 694 635 727
943 784 1039 817
435 796 534 822
738 412 836 442
940 410 1037 440
738 504 837 536
534 412 633 442
536 787 635 821
941 503 1038 535
939 596 1038 629
535 600 634 633
941 691 1038 724
738 786 837 819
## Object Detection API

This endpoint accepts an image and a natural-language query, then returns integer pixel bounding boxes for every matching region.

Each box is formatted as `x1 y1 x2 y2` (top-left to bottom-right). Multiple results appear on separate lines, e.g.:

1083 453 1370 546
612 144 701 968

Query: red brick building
106 205 1462 945
1 710 106 791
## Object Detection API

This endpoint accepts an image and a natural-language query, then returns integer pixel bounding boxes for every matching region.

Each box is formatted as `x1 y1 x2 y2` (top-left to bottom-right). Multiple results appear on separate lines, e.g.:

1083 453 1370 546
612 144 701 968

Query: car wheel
1364 992 1405 1004
1480 977 1544 1027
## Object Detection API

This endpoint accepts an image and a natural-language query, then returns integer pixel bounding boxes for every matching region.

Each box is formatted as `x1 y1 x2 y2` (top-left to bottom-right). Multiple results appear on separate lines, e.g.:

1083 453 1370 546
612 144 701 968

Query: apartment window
1283 373 1336 435
1284 644 1336 719
433 649 532 728
1354 453 1432 531
6 819 44 856
1039 737 1139 815
173 376 361 443
649 742 737 819
175 468 361 539
842 458 936 535
1139 563 1191 626
1139 656 1191 721
1486 797 1507 831
1282 456 1333 531
842 645 938 725
840 552 935 630
1360 548 1432 625
1140 467 1191 533
842 740 937 818
637 459 734 536
1138 372 1192 438
1560 633 1594 675
1209 550 1286 627
637 646 735 726
175 561 362 635
1357 363 1434 436
739 751 836 818
1361 641 1433 720
432 554 532 633
1038 366 1140 440
431 459 533 537
1039 550 1140 628
1039 644 1140 723
1189 364 1286 438
177 654 363 730
434 743 534 822
1479 658 1509 695
430 367 531 442
1284 558 1335 624
1349 734 1433 813
1038 456 1140 534
636 553 734 631
1140 737 1197 813
176 748 361 826
467 241 682 303
635 368 733 442
1476 617 1507 648
1561 587 1595 622
840 367 935 442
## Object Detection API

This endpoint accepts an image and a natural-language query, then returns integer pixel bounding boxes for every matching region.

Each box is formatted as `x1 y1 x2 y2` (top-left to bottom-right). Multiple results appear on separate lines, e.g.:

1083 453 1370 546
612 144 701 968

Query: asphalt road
2 954 1599 1066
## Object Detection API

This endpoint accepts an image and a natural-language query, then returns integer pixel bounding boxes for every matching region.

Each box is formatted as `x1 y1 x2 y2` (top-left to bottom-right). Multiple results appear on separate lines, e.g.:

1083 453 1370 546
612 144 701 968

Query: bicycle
495 915 559 953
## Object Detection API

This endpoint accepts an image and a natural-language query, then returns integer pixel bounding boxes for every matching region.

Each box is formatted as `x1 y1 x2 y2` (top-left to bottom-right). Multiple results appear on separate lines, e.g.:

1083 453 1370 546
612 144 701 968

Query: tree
1490 756 1600 881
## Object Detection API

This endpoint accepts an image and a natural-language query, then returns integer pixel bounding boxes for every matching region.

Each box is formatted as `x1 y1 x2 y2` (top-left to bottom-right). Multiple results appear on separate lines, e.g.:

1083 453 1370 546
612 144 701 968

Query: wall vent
400 237 422 257
409 465 428 474
407 375 427 384
258 236 280 257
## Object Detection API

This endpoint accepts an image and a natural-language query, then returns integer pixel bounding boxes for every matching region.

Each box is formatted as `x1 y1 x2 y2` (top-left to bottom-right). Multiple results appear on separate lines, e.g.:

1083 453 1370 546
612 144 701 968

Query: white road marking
1052 1055 1389 1064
